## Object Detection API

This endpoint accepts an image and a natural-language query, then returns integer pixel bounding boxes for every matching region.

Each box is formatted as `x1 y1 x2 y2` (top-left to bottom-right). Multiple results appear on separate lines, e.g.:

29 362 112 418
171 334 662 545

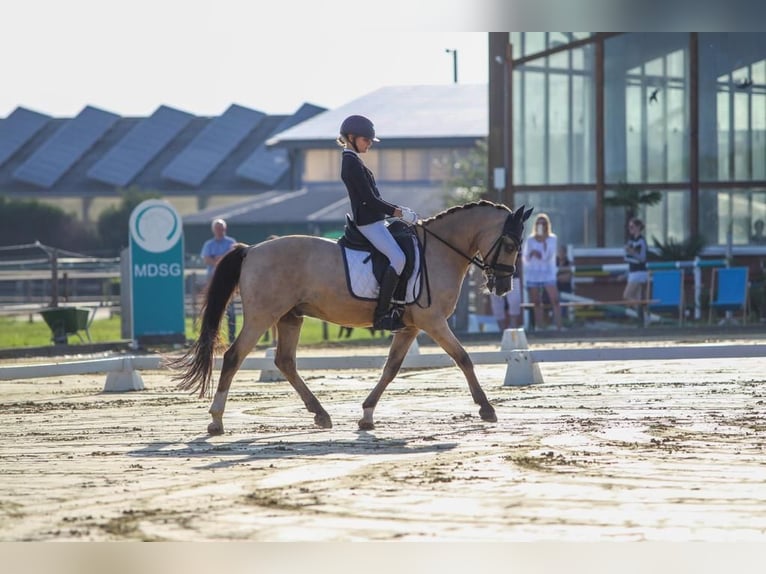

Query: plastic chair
648 270 684 325
708 267 750 324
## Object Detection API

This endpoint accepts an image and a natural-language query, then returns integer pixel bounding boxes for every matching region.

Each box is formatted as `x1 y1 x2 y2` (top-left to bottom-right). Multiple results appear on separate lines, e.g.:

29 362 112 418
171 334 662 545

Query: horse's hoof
479 408 497 423
314 413 333 429
358 419 375 431
207 421 224 435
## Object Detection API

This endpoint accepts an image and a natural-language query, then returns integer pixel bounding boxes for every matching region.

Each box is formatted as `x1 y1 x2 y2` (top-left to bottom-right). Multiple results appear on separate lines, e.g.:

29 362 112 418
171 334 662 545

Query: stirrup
373 306 405 332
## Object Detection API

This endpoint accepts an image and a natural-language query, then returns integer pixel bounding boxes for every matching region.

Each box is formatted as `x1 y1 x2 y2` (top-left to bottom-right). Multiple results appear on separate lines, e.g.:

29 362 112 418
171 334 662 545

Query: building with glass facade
488 32 766 252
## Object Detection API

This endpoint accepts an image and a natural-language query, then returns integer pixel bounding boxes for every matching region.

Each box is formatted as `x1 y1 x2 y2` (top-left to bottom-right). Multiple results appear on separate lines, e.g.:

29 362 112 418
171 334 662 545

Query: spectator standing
522 213 562 331
751 219 766 244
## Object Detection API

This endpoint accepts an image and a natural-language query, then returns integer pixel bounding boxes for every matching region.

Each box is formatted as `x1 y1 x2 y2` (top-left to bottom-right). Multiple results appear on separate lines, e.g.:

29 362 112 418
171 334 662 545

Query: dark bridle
419 206 529 292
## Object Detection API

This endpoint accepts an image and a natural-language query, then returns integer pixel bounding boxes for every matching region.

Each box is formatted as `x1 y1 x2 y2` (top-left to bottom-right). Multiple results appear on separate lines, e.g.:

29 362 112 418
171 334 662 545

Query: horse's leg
274 312 333 429
358 326 419 430
422 321 497 423
208 321 264 435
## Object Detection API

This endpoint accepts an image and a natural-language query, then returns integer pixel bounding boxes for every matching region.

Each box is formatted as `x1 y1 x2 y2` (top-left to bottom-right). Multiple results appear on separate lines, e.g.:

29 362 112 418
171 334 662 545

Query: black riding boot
373 266 405 331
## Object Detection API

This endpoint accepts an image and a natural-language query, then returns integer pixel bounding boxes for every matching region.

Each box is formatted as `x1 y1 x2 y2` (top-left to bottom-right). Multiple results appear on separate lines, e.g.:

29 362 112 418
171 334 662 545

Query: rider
337 114 419 331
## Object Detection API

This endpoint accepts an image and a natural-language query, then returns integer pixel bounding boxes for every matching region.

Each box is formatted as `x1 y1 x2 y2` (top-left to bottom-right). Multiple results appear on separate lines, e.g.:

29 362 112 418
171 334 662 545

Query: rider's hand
400 206 419 225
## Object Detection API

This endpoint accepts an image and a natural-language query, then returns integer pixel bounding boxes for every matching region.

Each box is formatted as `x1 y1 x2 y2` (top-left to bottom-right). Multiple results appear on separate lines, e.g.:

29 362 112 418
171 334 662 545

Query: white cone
103 359 145 392
501 328 529 351
259 347 284 382
503 349 544 386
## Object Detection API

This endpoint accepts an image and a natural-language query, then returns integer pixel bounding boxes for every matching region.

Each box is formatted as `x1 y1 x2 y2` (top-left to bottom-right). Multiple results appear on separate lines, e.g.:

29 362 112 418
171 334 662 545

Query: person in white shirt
522 212 562 331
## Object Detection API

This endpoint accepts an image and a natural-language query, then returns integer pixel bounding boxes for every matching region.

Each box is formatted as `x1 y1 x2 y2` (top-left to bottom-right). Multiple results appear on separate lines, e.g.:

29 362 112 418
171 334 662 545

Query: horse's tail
172 243 248 398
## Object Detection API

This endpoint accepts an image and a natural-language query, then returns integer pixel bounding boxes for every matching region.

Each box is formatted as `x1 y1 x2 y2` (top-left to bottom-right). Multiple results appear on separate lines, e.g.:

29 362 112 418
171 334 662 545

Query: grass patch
0 314 386 350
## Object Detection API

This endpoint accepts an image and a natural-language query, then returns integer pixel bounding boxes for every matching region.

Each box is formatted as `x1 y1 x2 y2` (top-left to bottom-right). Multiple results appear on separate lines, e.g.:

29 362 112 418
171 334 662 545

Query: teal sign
129 199 185 341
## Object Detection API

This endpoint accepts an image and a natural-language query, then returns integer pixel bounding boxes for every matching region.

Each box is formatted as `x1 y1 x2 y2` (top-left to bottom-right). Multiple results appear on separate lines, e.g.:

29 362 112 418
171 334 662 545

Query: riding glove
399 206 419 225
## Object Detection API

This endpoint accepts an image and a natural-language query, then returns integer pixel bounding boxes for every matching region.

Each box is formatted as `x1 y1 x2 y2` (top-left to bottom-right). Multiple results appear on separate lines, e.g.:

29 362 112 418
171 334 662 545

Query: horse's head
484 204 534 296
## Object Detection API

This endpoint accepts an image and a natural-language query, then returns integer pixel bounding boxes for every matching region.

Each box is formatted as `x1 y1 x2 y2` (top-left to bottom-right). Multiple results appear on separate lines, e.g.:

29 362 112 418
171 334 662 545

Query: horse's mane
423 200 510 224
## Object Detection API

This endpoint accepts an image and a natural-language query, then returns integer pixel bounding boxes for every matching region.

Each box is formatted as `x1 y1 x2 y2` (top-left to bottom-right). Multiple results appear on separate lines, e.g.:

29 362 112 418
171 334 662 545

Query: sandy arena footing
0 339 765 541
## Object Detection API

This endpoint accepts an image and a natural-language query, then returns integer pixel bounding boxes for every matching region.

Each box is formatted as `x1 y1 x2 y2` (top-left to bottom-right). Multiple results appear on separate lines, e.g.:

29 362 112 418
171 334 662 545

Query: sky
2 1 489 118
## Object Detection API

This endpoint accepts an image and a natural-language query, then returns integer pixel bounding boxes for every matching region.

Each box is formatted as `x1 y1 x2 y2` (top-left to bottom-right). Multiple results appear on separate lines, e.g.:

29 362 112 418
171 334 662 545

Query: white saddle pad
341 238 421 303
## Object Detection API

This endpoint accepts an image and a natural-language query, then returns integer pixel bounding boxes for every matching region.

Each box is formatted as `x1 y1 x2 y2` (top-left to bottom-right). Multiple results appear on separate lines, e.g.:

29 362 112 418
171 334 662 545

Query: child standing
623 217 648 303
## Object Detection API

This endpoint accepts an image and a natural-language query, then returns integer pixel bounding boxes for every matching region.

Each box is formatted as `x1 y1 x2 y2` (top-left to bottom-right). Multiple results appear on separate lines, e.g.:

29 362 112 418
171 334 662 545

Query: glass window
510 33 593 60
512 190 597 247
604 189 690 247
605 33 690 185
303 150 337 182
699 188 766 245
429 149 458 181
513 45 596 186
403 149 429 181
378 149 405 181
304 147 473 184
699 33 766 182
362 149 380 174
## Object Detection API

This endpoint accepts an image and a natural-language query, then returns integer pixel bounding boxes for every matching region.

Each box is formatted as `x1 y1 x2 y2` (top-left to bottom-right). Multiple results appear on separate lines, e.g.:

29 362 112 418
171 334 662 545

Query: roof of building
267 84 488 149
0 103 326 196
1 85 486 198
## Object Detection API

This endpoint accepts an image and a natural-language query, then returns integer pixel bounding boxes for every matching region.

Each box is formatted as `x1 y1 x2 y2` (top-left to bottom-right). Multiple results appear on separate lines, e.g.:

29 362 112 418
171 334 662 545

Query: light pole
494 43 513 207
445 48 458 84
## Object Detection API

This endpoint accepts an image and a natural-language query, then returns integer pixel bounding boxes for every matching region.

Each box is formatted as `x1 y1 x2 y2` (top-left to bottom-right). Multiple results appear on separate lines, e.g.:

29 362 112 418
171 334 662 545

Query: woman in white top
522 212 562 331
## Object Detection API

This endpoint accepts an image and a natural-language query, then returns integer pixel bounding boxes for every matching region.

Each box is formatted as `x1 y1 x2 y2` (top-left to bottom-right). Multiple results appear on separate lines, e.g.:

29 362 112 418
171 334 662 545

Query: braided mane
423 200 511 224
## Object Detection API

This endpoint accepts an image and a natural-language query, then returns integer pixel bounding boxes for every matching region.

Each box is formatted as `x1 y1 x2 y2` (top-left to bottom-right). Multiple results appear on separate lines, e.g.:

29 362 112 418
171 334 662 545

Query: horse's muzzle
488 274 514 296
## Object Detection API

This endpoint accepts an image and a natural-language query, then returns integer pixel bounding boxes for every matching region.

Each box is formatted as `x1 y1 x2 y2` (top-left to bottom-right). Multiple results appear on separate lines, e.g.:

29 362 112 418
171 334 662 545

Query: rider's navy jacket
341 148 397 225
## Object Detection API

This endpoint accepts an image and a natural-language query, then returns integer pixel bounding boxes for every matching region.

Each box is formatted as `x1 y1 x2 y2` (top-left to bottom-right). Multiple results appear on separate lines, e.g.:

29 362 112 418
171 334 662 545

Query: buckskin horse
173 200 533 434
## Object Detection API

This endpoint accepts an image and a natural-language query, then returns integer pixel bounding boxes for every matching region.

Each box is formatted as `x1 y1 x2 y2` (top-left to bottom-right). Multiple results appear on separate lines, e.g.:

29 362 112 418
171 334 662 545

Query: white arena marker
103 358 145 392
500 329 544 386
501 328 529 351
258 346 284 382
503 349 544 387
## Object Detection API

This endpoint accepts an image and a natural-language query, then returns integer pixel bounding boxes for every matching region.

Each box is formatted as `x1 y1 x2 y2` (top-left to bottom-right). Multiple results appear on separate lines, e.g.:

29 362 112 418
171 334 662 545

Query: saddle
338 215 418 303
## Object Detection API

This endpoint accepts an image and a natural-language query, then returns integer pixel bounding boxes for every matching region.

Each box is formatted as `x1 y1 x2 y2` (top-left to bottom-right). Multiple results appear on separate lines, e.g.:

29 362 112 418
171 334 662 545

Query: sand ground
1 338 765 542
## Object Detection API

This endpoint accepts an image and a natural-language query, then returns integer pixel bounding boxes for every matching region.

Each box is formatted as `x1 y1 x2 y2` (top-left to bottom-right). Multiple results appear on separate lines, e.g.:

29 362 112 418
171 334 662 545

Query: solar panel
161 104 264 187
12 106 119 188
236 103 324 186
87 105 194 187
234 147 290 187
0 107 51 168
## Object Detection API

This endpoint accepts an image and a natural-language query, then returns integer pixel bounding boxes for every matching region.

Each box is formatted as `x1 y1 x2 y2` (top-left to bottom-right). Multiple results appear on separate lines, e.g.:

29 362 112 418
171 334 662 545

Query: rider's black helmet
340 115 380 142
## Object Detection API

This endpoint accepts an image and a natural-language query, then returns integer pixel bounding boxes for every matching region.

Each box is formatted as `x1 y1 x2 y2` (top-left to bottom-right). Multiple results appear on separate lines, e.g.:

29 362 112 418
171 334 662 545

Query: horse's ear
523 206 534 222
514 204 532 222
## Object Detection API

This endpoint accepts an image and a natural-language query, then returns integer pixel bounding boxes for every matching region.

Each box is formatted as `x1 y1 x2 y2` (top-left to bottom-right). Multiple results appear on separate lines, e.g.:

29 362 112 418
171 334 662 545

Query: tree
96 187 161 255
603 181 662 241
444 139 488 205
0 196 96 253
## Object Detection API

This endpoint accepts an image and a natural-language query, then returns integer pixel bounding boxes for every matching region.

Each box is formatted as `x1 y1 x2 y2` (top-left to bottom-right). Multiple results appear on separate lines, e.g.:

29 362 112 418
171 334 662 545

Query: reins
419 223 487 270
417 220 518 277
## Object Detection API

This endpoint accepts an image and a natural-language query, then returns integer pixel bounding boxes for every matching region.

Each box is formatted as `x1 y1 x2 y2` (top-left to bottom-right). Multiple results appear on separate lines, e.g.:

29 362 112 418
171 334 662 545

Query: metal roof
0 107 51 168
86 105 194 187
11 106 119 188
0 85 477 199
267 84 488 148
236 103 325 186
161 104 265 187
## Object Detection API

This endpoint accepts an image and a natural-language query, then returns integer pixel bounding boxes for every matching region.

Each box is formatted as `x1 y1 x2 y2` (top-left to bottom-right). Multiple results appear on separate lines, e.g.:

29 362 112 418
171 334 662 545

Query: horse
172 200 533 435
